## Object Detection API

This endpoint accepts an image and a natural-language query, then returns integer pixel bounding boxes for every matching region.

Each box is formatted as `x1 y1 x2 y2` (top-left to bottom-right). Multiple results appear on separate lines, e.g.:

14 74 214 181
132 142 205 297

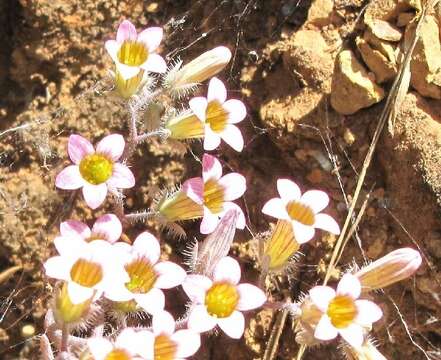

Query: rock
356 36 397 83
364 29 398 64
306 0 334 26
408 15 441 99
368 19 403 41
364 0 413 27
282 30 334 92
330 50 385 115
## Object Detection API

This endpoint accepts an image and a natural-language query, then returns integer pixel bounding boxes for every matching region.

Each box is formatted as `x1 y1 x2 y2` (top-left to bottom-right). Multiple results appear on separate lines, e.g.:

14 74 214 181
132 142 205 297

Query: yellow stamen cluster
327 295 358 329
117 41 148 67
125 257 158 293
154 334 177 360
203 179 225 214
104 349 131 360
205 100 228 133
79 154 113 185
286 201 315 225
205 282 239 318
70 259 103 288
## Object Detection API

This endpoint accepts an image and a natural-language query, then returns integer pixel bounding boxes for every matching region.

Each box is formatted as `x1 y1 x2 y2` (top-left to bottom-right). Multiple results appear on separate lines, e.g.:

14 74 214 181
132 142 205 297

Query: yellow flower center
125 257 158 293
203 179 225 214
154 334 177 360
117 41 149 67
327 295 358 329
205 100 229 133
79 154 113 185
205 282 239 318
285 201 315 226
70 259 103 288
105 349 131 360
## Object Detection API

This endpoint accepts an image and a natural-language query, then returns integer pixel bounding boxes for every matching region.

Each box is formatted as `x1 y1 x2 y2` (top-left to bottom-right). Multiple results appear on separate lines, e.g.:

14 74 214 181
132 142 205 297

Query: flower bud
53 282 92 325
158 189 203 222
354 248 422 292
165 110 205 140
342 338 387 360
114 69 147 99
293 296 323 346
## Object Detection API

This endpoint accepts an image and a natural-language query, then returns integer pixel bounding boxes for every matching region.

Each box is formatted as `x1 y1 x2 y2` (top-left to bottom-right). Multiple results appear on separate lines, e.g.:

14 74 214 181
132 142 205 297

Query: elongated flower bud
53 282 92 325
165 110 205 140
354 248 422 293
342 338 387 360
158 189 204 222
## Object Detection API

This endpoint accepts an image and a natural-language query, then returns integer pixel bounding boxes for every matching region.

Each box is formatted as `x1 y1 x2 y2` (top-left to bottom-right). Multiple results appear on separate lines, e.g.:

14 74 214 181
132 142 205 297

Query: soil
0 0 440 359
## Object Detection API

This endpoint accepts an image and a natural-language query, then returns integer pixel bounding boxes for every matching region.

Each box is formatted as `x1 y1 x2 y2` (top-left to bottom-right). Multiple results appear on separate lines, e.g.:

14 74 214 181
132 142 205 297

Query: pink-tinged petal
67 282 95 304
172 329 201 358
115 328 139 354
236 283 266 311
60 220 91 239
355 300 383 325
87 337 113 360
223 99 246 123
138 27 163 51
219 124 244 152
182 177 204 205
68 134 94 164
207 77 227 104
92 214 122 243
337 274 361 299
141 53 167 73
154 261 186 289
133 232 161 264
314 213 340 235
301 190 329 214
53 235 85 256
309 286 336 312
116 62 141 80
96 134 125 161
277 179 301 202
152 310 175 336
187 304 217 333
182 274 212 303
135 288 165 315
44 256 71 281
107 163 135 189
189 96 208 122
200 207 221 235
219 173 246 201
116 20 138 42
222 202 246 229
135 331 155 360
105 39 120 63
213 256 241 285
314 315 338 341
82 183 108 209
291 221 315 244
339 323 364 348
217 310 245 339
203 125 222 151
56 165 84 190
262 198 290 220
202 154 223 181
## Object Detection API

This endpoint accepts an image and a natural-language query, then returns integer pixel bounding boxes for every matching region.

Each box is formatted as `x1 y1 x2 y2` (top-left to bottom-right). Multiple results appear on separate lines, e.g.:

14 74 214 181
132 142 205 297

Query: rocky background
0 0 440 359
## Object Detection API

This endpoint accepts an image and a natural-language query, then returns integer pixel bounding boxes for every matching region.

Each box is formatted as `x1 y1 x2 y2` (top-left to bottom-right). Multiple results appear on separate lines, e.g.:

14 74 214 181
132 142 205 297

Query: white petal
68 134 94 165
82 183 108 209
137 27 163 52
187 304 217 333
135 331 155 360
217 311 245 339
314 315 338 341
203 125 221 151
154 261 186 289
291 221 315 244
339 323 365 348
355 300 383 325
55 165 84 190
202 154 223 181
207 77 227 103
92 214 122 243
87 337 113 360
314 213 340 235
189 97 208 122
141 53 167 73
115 328 139 354
132 232 161 264
152 310 175 336
105 40 120 63
53 235 85 256
107 163 135 189
213 256 241 285
262 198 290 220
221 202 246 229
44 256 71 281
172 329 201 358
223 99 246 123
182 274 212 303
96 134 125 161
218 173 246 201
236 283 266 311
135 288 165 315
277 179 301 202
337 273 361 299
309 286 335 312
103 282 133 302
200 207 220 235
116 62 141 80
219 124 244 152
301 190 329 214
67 282 95 304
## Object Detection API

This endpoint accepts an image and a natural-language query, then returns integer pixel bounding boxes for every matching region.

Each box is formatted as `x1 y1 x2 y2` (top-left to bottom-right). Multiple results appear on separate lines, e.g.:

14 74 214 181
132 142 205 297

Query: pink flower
105 20 166 78
309 274 383 348
44 237 127 304
136 311 201 359
189 77 246 152
55 134 135 209
58 214 122 244
182 256 266 339
262 179 340 244
183 154 246 234
87 328 142 360
104 232 186 315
